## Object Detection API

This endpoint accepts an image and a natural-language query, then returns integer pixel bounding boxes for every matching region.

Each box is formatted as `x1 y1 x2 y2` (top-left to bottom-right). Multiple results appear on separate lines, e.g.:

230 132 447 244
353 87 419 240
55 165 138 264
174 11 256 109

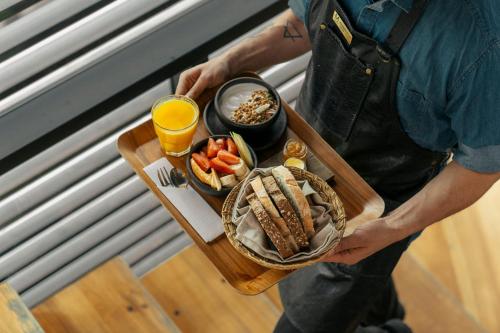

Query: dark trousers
274 236 413 333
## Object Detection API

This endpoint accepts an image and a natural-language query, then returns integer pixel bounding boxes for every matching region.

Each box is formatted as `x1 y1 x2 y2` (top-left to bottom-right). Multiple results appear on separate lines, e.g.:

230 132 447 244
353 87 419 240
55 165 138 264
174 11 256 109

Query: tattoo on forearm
283 20 303 41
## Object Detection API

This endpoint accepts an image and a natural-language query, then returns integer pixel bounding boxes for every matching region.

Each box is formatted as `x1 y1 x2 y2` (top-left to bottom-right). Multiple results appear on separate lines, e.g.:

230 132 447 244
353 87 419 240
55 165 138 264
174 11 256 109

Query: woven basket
221 167 346 270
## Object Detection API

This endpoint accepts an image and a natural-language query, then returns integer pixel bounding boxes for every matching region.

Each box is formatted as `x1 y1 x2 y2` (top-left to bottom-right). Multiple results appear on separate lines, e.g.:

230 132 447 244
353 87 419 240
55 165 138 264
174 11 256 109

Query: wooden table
117 78 384 295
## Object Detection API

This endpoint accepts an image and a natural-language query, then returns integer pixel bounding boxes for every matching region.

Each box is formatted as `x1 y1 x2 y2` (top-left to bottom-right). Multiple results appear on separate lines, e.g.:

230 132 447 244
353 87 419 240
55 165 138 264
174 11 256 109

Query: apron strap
385 0 429 54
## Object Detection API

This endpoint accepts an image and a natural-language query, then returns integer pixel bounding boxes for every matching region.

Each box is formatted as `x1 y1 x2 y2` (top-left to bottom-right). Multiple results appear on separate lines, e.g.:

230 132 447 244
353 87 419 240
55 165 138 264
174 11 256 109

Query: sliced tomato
192 152 210 172
226 137 239 156
207 137 221 158
209 157 235 174
217 150 240 165
215 138 226 150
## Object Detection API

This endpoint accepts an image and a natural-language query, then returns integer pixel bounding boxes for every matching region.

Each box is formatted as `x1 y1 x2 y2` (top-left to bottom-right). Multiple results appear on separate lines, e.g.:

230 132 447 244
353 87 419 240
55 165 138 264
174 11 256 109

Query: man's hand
322 161 500 266
175 56 233 100
322 218 403 265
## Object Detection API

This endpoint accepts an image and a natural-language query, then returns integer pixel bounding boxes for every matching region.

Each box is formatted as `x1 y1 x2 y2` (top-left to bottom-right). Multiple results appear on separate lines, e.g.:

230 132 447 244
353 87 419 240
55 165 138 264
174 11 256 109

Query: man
176 0 500 332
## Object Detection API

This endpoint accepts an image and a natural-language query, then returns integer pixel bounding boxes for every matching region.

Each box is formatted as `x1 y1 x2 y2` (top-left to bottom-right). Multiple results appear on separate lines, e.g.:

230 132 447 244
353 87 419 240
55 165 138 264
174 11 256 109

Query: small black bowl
186 135 258 196
214 77 281 135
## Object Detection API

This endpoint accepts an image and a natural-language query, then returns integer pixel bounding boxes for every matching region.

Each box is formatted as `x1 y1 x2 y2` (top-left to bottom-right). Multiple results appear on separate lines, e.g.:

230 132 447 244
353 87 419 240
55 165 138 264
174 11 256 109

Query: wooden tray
117 78 384 295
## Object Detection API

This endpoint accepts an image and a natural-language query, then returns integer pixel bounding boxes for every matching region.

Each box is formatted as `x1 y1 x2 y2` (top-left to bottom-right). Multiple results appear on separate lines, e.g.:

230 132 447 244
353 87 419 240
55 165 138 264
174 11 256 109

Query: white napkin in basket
143 158 224 243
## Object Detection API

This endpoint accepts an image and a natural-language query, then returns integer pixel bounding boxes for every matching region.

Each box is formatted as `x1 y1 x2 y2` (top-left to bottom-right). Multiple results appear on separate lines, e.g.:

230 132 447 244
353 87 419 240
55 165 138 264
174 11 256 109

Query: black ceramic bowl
214 77 282 135
186 135 258 196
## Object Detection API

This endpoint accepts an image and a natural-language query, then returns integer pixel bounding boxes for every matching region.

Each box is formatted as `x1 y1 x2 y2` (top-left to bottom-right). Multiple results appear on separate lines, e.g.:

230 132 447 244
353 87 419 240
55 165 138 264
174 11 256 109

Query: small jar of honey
283 139 308 162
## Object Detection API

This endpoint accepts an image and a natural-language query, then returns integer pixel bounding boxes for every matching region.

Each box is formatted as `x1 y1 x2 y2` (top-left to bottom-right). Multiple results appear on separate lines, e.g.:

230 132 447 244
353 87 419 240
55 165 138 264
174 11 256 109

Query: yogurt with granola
220 83 278 125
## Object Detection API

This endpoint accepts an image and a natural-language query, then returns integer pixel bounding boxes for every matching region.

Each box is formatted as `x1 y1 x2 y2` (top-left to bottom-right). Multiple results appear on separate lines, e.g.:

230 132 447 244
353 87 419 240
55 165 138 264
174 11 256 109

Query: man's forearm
223 9 311 74
387 161 500 239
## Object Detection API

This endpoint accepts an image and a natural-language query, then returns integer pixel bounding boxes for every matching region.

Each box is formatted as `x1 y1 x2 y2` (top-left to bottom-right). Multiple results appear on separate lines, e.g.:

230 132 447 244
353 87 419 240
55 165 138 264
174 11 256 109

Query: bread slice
271 166 315 239
250 176 299 253
246 193 293 258
261 176 309 249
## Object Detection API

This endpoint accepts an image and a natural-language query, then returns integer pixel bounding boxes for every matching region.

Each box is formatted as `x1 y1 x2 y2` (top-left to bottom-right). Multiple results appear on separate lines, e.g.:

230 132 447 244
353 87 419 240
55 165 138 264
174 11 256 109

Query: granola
231 90 278 125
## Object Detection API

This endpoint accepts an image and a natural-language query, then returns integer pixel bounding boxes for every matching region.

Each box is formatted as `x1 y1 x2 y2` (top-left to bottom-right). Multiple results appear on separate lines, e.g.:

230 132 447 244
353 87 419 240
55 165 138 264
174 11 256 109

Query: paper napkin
143 158 224 243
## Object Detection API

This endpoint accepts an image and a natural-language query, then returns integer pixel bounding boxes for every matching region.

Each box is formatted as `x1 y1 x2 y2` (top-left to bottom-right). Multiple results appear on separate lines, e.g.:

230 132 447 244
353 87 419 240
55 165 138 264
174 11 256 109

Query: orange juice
151 95 199 156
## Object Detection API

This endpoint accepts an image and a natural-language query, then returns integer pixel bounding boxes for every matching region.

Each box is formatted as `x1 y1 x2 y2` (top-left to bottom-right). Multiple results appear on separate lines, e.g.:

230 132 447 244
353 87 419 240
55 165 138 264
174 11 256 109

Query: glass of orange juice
151 95 199 157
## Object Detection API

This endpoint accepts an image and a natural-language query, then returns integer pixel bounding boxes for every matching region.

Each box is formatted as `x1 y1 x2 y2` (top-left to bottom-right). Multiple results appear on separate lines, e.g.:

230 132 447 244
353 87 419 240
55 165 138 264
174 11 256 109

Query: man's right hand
175 56 233 100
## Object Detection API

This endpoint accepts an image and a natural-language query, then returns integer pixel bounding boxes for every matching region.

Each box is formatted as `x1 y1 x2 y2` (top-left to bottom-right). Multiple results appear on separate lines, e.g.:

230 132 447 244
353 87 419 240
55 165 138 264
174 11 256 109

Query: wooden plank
264 286 283 312
407 223 461 298
32 258 179 333
141 245 281 333
0 283 44 333
394 254 486 333
408 181 500 332
117 73 384 295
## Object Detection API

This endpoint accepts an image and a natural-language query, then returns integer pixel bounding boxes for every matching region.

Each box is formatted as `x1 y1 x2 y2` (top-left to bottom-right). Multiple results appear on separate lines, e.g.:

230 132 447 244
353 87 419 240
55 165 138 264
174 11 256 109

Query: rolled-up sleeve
453 143 500 173
447 43 500 173
288 0 308 22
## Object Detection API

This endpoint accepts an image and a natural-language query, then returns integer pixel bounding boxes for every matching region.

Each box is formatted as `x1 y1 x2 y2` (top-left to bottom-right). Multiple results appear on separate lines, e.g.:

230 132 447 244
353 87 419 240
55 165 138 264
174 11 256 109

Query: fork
157 166 188 188
157 167 171 187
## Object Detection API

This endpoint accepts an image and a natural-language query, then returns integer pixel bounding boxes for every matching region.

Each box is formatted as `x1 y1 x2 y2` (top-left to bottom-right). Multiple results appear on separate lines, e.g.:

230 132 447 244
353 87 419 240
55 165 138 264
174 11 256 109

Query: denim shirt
289 0 500 173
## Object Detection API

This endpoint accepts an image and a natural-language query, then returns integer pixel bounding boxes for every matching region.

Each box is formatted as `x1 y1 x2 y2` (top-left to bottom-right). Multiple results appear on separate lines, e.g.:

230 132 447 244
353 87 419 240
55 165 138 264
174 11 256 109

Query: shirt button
320 23 327 30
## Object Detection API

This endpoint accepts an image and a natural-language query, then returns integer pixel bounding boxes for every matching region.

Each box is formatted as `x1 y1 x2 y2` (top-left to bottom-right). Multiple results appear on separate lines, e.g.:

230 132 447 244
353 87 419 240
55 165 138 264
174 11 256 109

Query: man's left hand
321 218 403 265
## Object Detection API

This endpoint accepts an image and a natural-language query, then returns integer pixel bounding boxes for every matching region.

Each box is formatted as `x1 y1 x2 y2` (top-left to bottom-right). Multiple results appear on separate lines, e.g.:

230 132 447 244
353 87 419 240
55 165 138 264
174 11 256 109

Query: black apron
296 0 448 209
275 2 449 332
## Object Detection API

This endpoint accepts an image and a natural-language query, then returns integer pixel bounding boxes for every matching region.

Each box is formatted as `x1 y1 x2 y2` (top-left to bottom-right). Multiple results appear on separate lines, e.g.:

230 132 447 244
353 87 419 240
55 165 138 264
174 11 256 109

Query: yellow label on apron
332 11 353 45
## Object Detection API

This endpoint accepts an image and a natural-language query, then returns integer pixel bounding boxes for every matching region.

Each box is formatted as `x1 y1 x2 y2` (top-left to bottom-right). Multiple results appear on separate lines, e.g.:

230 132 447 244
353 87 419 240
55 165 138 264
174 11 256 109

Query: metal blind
0 0 308 308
